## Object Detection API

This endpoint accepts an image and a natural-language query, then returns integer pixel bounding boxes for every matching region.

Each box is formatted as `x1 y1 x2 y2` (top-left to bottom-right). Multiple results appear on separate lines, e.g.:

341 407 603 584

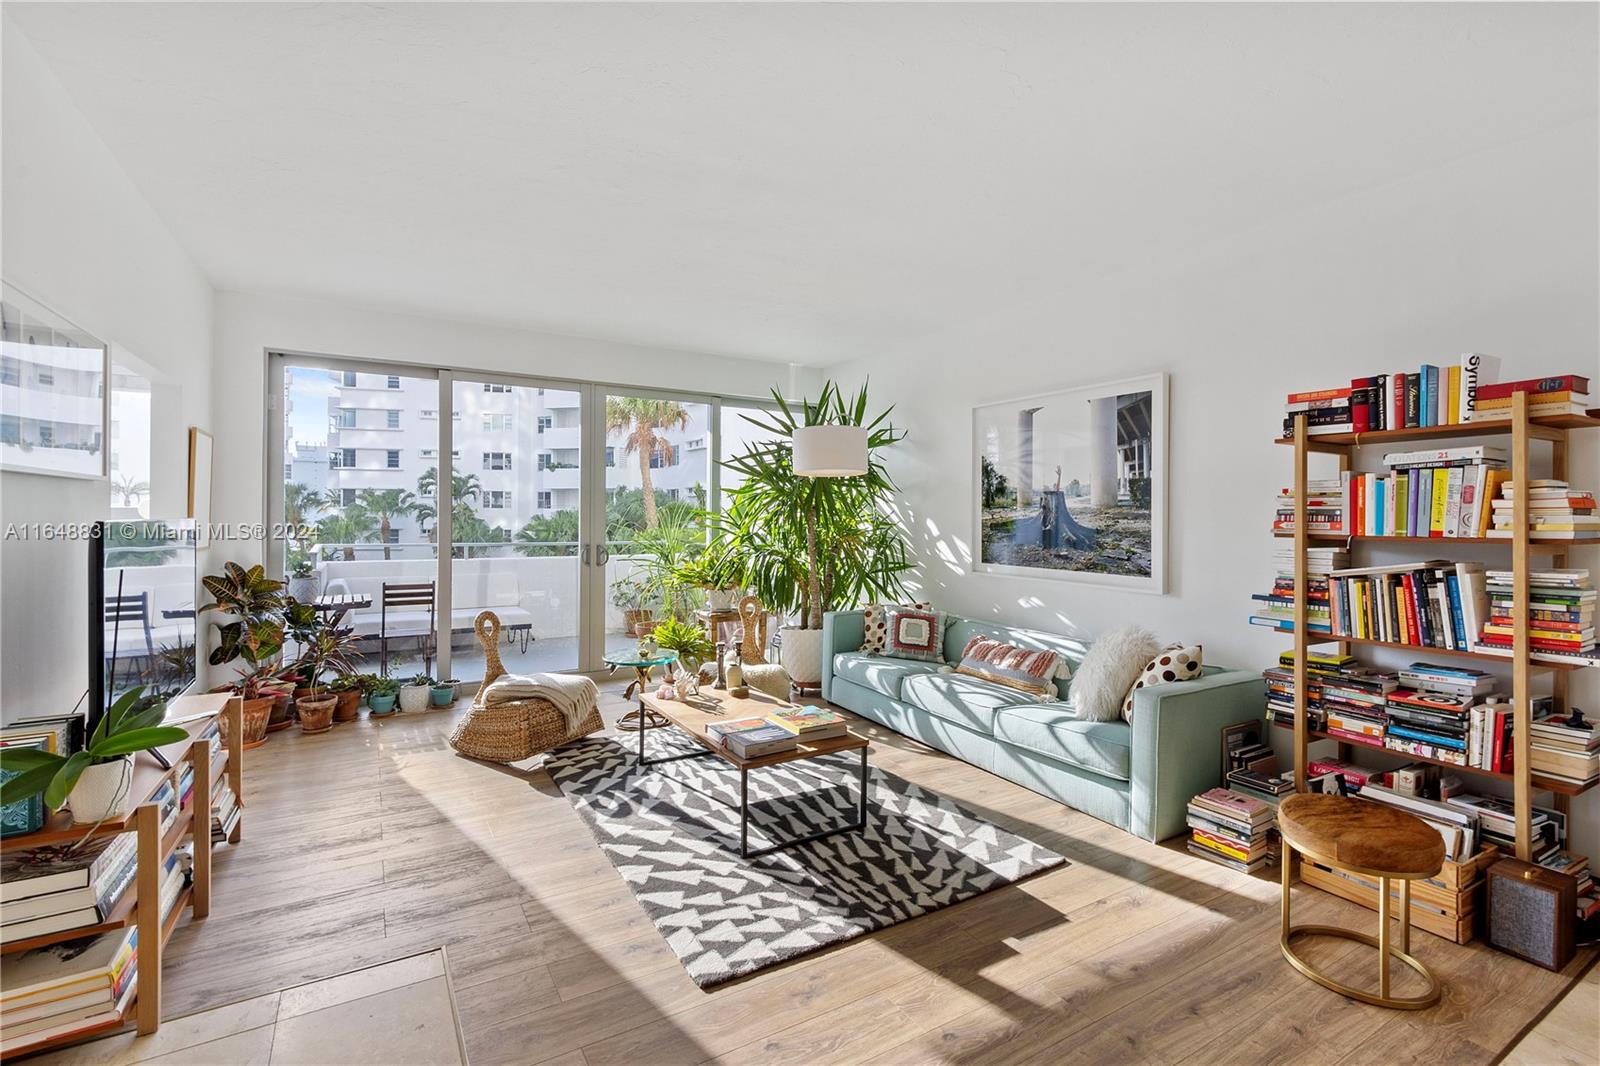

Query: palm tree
112 474 150 507
283 482 334 530
355 488 418 561
515 510 580 558
605 397 690 530
414 467 482 537
315 507 378 562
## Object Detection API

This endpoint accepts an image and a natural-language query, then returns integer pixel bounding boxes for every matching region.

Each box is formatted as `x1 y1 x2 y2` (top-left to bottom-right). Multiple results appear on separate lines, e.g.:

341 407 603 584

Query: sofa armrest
820 610 866 702
1127 667 1266 843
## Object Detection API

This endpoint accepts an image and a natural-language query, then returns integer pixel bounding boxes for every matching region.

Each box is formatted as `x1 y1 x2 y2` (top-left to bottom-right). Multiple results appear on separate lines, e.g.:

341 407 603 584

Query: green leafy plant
0 688 190 811
650 617 715 666
406 673 435 687
711 380 912 629
369 677 402 698
327 674 364 693
281 599 365 695
200 562 288 698
290 558 316 579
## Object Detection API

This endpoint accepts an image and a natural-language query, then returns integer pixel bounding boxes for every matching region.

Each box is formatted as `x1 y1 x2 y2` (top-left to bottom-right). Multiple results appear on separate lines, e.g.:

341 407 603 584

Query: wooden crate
1297 845 1498 946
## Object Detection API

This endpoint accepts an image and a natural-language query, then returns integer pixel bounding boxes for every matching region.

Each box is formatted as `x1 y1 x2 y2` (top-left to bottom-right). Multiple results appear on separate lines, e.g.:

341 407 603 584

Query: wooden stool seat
1277 794 1445 878
1277 793 1444 1010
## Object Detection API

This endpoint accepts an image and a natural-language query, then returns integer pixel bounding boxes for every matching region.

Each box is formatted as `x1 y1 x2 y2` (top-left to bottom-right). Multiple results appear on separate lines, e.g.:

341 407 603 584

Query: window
385 375 400 390
537 451 554 471
341 487 357 507
336 408 357 428
0 357 20 386
0 415 18 444
537 491 552 509
484 413 512 432
38 425 53 446
650 445 681 469
331 447 356 468
483 383 511 394
340 370 357 387
483 451 511 471
486 490 510 509
284 462 293 482
420 447 437 459
667 488 680 501
36 369 54 387
605 446 615 467
386 409 401 429
383 528 400 544
537 415 552 433
386 449 401 469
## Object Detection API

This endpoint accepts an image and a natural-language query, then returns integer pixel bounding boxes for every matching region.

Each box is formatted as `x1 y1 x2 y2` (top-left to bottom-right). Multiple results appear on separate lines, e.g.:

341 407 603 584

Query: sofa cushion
831 652 945 701
993 704 1133 782
900 672 1039 736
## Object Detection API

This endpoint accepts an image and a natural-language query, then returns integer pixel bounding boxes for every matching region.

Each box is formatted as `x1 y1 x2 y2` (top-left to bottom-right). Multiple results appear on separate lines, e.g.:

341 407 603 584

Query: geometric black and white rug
544 731 1067 987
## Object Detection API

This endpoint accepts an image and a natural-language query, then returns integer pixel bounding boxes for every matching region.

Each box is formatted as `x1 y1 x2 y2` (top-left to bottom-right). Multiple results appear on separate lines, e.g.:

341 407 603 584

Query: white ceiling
6 3 1595 366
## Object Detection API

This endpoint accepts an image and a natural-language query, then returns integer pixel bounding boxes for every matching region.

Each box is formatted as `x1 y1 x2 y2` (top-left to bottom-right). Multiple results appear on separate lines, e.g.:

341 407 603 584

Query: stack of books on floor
1468 373 1592 421
1279 354 1504 437
1528 710 1600 788
1382 662 1496 767
1222 727 1293 806
0 927 137 1055
1488 479 1599 540
1476 568 1597 665
1375 446 1508 538
0 835 137 946
705 705 849 758
1186 789 1277 873
1248 548 1347 633
1321 559 1489 653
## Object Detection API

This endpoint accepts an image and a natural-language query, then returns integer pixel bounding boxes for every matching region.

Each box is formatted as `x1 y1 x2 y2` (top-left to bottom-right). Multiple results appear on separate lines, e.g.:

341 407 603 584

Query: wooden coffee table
636 687 871 858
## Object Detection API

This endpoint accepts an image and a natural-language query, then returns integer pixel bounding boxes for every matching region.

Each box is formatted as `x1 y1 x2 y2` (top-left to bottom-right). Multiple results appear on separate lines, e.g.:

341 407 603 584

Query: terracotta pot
219 696 274 749
297 695 336 734
333 689 361 722
267 692 294 730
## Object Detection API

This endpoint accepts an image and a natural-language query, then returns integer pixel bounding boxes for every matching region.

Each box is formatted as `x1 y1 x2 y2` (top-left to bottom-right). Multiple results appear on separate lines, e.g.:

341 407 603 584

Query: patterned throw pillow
862 601 932 654
880 605 948 663
1121 644 1204 721
953 634 1063 701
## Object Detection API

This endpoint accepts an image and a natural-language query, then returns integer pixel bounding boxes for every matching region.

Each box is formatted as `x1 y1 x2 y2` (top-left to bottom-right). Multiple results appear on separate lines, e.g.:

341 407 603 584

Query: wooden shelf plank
1268 720 1596 797
1271 532 1600 546
1268 628 1594 671
1274 412 1600 447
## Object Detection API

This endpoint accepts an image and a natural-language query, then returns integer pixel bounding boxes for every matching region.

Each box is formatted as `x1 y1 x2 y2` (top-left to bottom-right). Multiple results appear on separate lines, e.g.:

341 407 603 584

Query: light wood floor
159 687 1597 1066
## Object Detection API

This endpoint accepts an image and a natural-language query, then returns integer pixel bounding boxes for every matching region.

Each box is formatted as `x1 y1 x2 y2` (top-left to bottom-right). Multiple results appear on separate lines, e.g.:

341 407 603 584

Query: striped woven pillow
953 634 1063 700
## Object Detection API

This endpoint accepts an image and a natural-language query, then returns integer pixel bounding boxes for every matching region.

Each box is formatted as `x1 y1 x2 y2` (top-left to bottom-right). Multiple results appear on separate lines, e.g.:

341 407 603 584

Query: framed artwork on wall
0 284 110 480
188 427 214 548
972 372 1168 593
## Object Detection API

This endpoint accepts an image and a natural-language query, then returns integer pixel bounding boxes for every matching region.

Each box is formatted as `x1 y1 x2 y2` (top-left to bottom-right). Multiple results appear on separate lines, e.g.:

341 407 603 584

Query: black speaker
1487 858 1576 971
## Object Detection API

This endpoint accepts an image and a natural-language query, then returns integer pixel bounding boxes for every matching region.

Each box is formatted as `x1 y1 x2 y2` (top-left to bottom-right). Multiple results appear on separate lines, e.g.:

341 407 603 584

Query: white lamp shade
792 425 868 477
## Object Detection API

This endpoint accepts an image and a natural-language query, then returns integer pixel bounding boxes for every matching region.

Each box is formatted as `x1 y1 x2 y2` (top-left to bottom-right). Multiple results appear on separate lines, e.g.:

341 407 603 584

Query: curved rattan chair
447 611 604 763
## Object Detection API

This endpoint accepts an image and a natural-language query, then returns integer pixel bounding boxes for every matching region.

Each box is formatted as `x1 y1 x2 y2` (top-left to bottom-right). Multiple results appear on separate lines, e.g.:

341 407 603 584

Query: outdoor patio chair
380 581 437 675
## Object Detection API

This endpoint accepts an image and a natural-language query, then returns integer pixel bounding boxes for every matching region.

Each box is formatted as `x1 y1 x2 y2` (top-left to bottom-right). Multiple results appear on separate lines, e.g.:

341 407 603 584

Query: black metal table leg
741 769 749 858
738 749 873 859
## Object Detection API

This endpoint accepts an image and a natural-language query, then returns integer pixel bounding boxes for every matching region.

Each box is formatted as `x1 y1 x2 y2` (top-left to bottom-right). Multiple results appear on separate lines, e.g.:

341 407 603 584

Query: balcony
536 464 581 491
538 425 580 451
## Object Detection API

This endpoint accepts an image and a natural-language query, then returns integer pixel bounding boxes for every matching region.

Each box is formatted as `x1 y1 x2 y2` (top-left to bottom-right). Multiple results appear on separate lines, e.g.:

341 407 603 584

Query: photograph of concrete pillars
974 373 1166 592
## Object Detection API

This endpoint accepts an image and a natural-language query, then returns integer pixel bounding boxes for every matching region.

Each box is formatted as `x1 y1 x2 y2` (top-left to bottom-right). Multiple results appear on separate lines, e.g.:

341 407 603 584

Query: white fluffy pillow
1069 626 1164 722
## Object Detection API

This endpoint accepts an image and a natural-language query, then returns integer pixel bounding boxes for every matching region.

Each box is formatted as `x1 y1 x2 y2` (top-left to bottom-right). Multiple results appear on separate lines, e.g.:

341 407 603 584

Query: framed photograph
973 372 1167 592
188 427 214 548
0 284 110 480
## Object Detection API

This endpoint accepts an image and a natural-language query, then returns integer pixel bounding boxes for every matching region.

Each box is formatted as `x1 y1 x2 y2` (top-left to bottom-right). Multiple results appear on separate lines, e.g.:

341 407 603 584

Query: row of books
1476 568 1596 663
705 705 849 759
1186 789 1278 874
1487 479 1599 540
0 834 137 945
1280 353 1500 437
1469 373 1591 421
1250 558 1489 652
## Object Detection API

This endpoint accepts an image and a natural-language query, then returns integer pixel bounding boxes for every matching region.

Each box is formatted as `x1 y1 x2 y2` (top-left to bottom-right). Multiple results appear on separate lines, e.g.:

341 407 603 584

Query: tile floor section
28 951 466 1066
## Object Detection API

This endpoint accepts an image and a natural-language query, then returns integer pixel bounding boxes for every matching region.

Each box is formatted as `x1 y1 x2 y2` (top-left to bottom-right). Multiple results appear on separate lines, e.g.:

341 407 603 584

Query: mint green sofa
821 610 1265 842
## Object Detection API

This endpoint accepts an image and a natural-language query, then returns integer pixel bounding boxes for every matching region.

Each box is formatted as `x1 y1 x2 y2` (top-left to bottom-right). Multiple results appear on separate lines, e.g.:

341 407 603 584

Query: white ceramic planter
779 626 826 685
398 683 432 713
68 756 134 824
706 588 736 611
287 574 322 602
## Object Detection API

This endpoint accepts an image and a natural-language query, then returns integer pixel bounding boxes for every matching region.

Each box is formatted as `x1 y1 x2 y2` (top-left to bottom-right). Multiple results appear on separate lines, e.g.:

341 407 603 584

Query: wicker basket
447 611 603 763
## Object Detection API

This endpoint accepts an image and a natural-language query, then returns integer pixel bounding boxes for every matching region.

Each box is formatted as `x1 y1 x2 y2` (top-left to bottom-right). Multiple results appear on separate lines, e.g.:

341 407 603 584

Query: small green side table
603 650 679 731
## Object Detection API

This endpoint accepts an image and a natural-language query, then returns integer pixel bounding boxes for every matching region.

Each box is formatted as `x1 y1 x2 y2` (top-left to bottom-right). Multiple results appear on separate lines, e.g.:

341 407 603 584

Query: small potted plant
399 674 434 713
651 618 714 696
0 687 190 824
673 556 739 612
327 674 363 722
286 558 321 602
200 562 288 748
610 576 656 637
281 599 363 734
367 677 401 716
430 677 459 708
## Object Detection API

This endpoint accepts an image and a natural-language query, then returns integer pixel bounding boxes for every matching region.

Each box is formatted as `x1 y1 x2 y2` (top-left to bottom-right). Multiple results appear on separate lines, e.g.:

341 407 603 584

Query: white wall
823 119 1600 858
0 24 214 721
210 290 814 569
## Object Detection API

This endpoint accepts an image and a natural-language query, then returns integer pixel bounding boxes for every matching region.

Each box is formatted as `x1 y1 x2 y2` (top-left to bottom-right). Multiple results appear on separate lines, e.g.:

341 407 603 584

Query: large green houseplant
710 380 912 683
200 562 289 746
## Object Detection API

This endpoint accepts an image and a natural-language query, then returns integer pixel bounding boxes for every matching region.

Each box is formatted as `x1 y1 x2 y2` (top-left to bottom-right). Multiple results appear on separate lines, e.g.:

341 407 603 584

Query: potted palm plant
200 562 288 748
0 688 191 824
610 575 656 636
711 381 913 686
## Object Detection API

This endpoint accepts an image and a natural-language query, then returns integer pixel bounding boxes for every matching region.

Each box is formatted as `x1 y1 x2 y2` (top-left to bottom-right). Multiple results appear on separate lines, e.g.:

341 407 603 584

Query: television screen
98 520 198 713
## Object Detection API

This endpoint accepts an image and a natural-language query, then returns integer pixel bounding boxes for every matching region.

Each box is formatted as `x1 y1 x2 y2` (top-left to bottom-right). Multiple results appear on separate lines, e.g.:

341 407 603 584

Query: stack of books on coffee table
705 705 849 759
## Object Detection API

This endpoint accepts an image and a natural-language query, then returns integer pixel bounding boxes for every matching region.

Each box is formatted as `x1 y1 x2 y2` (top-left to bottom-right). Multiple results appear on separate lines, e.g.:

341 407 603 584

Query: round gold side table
1277 792 1445 1010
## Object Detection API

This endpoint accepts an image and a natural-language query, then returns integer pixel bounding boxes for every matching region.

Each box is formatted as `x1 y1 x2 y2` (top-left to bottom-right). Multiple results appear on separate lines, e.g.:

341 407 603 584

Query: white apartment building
286 369 710 548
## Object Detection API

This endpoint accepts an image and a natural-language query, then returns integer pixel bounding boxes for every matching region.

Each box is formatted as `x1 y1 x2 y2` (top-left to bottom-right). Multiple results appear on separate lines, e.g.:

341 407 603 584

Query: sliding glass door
270 354 739 682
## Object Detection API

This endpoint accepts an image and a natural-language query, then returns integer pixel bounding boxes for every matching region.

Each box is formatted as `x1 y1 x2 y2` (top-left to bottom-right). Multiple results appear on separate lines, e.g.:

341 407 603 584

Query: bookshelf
0 693 244 1055
1283 391 1600 862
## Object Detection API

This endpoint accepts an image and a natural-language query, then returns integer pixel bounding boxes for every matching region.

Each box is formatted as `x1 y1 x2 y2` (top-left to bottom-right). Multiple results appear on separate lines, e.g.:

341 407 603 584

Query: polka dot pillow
861 601 931 654
1121 644 1203 721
